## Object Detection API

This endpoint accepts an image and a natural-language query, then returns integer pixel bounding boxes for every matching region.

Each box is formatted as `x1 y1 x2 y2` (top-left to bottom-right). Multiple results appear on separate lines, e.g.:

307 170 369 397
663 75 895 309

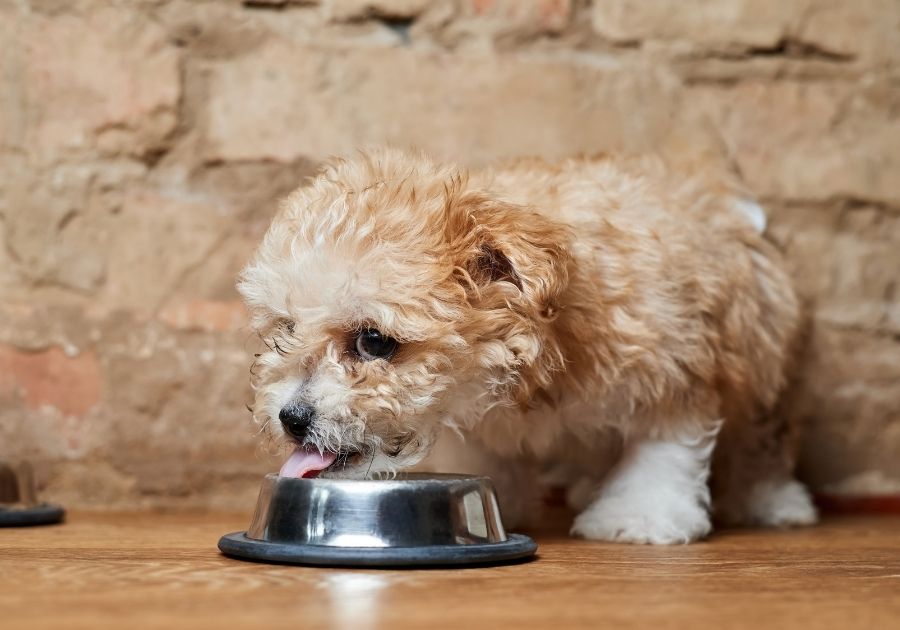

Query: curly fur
238 148 817 543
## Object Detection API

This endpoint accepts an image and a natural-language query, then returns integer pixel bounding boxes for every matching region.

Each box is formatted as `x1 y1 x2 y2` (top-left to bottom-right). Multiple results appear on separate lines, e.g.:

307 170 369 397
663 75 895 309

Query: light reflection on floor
322 572 390 630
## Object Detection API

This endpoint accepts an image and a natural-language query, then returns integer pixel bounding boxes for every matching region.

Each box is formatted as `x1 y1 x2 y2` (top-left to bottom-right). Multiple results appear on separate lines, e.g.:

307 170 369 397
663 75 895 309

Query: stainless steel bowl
218 473 537 567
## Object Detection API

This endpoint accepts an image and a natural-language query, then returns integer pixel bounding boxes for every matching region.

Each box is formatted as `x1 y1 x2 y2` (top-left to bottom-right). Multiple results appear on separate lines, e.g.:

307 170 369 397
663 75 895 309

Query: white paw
744 479 818 527
571 495 712 545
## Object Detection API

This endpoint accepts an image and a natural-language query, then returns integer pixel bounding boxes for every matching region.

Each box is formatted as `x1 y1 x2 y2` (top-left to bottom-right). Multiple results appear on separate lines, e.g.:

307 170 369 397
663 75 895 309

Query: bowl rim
264 472 494 487
218 531 538 567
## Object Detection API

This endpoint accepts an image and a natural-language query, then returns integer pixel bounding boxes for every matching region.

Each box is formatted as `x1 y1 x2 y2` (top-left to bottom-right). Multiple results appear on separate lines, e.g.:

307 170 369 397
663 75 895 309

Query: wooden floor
1 510 898 630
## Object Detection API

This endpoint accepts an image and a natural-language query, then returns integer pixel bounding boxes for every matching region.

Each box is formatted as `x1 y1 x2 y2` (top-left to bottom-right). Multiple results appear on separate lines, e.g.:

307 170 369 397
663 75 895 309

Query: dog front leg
570 424 718 544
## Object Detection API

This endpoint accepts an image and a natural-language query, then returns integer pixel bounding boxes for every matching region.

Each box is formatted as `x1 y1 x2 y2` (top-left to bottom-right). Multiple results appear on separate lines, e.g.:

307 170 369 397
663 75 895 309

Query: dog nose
279 404 315 441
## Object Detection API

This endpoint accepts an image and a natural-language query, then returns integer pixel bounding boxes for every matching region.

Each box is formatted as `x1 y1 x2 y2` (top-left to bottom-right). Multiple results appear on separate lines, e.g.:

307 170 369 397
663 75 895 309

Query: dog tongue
279 445 337 479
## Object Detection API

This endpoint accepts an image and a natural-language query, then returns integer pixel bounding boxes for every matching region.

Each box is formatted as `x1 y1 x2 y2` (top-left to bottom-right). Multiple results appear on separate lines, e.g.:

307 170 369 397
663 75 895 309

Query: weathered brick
102 190 232 313
425 0 573 45
593 0 790 50
3 160 146 292
0 201 17 292
159 299 249 333
770 204 900 335
793 326 900 492
0 345 101 418
691 81 900 205
1 0 899 508
96 325 264 508
20 7 180 160
792 0 900 64
0 8 16 151
323 0 431 21
593 0 900 62
4 161 101 291
204 43 697 164
0 301 98 355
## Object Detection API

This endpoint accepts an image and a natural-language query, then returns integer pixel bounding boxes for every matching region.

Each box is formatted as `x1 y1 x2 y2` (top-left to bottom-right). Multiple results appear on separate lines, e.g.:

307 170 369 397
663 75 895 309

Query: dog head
238 149 570 478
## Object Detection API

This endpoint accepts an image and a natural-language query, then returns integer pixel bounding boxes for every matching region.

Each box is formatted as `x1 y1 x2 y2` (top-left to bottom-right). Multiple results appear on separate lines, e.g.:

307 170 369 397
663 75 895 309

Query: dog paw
571 495 711 544
743 479 818 527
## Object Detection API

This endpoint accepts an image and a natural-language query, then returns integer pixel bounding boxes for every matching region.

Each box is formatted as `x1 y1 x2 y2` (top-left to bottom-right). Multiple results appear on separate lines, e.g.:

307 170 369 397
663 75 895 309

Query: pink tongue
279 445 338 479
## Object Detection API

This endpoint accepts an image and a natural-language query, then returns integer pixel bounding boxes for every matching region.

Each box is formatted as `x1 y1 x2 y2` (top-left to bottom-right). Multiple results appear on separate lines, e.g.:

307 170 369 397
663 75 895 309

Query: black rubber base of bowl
0 504 65 527
218 531 537 567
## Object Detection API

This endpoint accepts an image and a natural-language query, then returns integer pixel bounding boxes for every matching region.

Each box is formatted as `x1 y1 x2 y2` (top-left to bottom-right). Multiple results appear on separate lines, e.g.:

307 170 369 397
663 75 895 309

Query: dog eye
354 328 398 361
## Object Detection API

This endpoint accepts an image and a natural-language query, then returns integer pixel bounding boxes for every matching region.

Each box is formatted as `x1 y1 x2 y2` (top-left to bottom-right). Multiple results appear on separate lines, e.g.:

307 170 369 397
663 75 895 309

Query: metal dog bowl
0 461 65 527
218 473 537 567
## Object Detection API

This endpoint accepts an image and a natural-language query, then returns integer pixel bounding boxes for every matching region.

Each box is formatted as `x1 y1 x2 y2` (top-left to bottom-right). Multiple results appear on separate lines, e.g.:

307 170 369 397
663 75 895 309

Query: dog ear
453 194 571 321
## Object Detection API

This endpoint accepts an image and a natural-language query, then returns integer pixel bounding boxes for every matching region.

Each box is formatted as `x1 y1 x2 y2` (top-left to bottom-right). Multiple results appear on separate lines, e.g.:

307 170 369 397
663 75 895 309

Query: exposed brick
793 326 900 491
791 0 900 64
0 8 16 151
691 81 900 206
159 299 249 333
246 0 320 5
2 160 146 293
323 0 431 21
435 0 573 42
0 202 17 291
1 0 898 506
97 327 264 508
0 345 101 418
204 43 696 164
593 0 791 50
0 301 97 354
770 204 900 335
102 191 232 313
592 0 900 62
21 7 180 160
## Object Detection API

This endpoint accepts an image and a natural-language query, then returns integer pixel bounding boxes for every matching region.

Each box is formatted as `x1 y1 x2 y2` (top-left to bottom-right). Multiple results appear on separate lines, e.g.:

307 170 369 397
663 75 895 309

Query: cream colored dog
238 148 817 544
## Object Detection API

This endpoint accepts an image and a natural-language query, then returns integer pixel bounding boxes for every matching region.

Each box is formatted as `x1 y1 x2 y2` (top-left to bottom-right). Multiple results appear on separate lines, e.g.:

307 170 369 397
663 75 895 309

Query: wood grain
1 510 898 630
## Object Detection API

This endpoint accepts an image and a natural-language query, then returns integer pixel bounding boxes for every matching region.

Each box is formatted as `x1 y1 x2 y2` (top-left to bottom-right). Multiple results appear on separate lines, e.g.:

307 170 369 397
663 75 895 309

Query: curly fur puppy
238 148 817 544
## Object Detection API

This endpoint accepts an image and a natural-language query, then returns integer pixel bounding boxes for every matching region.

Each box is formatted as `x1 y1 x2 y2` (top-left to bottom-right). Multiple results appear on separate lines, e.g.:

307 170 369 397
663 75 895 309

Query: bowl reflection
246 473 507 548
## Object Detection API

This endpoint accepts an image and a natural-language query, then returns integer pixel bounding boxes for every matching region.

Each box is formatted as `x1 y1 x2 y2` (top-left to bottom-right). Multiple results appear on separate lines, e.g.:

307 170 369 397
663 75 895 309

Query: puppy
238 148 817 544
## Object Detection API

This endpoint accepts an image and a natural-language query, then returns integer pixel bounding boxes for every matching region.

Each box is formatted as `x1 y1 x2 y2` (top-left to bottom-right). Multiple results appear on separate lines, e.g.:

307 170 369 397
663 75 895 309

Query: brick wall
1 0 898 509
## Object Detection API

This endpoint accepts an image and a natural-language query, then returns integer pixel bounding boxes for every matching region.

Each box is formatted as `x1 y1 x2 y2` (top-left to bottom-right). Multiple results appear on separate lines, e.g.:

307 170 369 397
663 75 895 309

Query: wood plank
1 511 898 630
